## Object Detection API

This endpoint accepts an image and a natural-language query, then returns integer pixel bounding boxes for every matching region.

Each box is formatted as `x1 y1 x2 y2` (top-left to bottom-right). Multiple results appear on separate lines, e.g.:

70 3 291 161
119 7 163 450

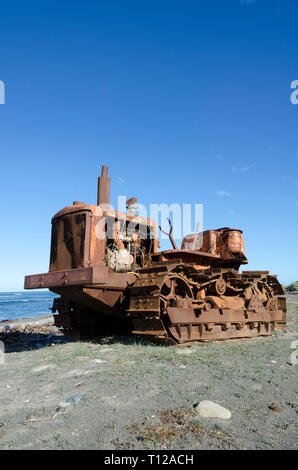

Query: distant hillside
286 281 298 292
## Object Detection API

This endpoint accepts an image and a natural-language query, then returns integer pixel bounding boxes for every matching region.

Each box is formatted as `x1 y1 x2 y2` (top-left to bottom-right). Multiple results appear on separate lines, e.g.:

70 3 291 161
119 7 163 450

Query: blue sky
0 0 297 290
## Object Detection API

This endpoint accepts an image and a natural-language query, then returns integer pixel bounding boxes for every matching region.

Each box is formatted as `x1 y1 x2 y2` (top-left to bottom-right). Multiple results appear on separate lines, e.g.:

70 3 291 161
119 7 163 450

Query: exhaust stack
97 165 110 206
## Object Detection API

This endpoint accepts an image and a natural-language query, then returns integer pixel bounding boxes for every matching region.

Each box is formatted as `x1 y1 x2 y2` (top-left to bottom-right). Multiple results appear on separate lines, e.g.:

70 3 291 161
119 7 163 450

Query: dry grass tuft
129 408 205 446
129 407 239 448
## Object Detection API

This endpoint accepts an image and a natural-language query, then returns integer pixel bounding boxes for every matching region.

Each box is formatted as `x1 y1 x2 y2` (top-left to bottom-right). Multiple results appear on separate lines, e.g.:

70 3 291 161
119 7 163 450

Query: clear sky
0 0 297 291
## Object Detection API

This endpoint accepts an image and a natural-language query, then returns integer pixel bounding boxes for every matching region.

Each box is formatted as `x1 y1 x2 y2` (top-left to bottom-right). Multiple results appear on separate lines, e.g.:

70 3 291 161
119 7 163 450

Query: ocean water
0 291 59 322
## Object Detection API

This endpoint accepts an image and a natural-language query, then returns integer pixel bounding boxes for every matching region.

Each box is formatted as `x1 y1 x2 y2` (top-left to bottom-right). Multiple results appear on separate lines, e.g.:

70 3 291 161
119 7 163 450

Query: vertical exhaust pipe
97 165 110 206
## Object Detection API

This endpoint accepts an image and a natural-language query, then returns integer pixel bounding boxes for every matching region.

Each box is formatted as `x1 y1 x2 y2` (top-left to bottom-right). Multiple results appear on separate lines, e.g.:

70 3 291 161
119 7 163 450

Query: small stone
66 394 84 405
60 401 72 408
176 349 194 355
66 369 84 377
271 360 277 364
180 365 187 369
56 401 72 412
194 400 231 419
90 359 106 364
32 364 57 373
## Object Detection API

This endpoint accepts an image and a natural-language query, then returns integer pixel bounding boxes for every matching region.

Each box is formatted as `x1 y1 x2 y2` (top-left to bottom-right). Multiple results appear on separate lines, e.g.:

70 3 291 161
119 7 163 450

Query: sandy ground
0 297 297 450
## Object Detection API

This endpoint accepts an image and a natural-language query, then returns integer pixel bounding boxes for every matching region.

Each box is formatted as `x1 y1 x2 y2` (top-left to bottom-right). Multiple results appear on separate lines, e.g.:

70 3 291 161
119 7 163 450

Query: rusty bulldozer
25 165 286 344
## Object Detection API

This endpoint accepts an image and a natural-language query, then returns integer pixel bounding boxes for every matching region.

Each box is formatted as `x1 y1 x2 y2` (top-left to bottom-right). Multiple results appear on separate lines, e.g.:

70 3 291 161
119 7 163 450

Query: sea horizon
0 291 59 322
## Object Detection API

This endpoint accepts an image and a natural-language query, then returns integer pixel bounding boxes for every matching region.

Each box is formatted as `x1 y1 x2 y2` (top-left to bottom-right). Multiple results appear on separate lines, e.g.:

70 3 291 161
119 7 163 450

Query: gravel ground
0 297 297 450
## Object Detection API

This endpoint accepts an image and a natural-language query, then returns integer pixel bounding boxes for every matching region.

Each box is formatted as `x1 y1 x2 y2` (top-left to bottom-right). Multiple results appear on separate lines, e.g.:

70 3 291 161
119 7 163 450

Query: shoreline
0 314 54 329
0 314 53 327
1 292 297 328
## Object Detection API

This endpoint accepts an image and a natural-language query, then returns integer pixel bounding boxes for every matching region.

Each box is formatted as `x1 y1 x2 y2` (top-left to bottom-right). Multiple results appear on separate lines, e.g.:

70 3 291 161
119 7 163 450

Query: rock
176 348 194 355
32 364 57 373
66 394 84 405
58 401 72 409
194 400 232 419
75 382 85 388
4 325 11 332
65 369 84 377
90 359 106 364
53 401 72 416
